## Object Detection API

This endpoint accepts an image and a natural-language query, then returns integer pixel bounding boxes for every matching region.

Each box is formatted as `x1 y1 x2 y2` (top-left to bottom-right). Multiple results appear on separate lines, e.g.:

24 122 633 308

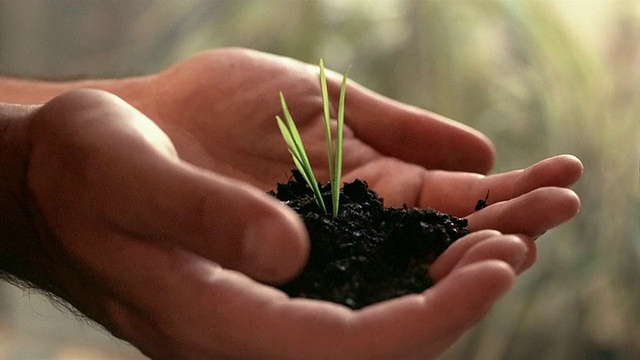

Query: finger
84 237 353 359
324 74 496 174
419 154 584 216
472 154 584 202
95 120 310 283
129 162 310 282
349 260 516 359
447 234 534 276
429 230 535 281
467 187 581 238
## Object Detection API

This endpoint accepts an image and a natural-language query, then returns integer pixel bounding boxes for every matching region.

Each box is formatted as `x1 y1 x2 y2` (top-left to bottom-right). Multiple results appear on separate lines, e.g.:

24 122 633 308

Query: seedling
276 60 350 218
274 61 470 310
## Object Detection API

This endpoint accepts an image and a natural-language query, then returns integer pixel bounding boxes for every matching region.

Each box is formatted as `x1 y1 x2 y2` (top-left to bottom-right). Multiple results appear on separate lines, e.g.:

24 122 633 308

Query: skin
0 48 582 359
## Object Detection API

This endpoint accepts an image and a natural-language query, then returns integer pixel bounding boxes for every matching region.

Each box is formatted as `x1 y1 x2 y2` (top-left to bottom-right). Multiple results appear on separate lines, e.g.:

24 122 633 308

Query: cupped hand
21 48 582 359
104 48 581 238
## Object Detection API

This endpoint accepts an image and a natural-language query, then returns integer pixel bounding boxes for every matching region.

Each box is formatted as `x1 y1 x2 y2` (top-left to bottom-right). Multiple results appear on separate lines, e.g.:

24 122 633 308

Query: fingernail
507 235 528 271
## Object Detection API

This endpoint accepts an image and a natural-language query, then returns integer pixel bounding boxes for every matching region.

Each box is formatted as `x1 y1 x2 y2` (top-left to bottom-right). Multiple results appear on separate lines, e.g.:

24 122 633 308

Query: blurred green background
0 1 638 359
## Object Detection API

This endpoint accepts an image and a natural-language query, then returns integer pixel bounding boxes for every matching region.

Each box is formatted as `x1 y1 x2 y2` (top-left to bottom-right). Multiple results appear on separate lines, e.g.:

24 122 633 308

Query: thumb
128 162 310 283
29 89 309 283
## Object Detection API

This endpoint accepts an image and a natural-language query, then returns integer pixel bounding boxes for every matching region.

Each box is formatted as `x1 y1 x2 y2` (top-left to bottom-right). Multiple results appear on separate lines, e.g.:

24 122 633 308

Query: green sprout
277 59 350 218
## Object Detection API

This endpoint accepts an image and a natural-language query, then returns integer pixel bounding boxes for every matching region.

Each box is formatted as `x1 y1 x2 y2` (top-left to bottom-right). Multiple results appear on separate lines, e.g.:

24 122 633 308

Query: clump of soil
269 171 469 310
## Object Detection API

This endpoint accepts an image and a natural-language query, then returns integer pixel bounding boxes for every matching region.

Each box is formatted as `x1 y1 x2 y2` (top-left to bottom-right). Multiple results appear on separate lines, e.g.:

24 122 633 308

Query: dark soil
269 170 469 310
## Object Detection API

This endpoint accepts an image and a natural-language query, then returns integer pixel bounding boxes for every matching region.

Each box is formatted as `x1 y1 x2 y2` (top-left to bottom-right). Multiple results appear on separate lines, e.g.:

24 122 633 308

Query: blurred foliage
1 0 638 359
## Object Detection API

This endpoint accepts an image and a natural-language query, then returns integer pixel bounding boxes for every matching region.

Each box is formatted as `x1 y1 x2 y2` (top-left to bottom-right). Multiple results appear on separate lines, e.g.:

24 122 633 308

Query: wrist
0 75 155 106
0 103 60 294
0 77 79 104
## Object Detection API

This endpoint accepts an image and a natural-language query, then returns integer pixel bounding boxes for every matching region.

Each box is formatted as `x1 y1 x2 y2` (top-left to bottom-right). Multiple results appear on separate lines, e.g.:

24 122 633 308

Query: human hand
99 48 580 237
12 48 581 359
109 47 580 270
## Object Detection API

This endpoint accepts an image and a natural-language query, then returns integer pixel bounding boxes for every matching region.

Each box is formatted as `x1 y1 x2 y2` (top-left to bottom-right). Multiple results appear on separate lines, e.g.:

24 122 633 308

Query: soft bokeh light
1 1 638 359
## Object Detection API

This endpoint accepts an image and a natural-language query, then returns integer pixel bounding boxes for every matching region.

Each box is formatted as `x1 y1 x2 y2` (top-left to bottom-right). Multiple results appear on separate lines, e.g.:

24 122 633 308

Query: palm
143 49 422 193
121 51 462 199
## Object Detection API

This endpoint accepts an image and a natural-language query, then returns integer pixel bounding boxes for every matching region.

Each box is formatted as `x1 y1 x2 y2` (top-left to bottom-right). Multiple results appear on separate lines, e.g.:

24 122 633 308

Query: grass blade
277 93 327 213
319 59 334 196
333 65 350 218
276 61 350 217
